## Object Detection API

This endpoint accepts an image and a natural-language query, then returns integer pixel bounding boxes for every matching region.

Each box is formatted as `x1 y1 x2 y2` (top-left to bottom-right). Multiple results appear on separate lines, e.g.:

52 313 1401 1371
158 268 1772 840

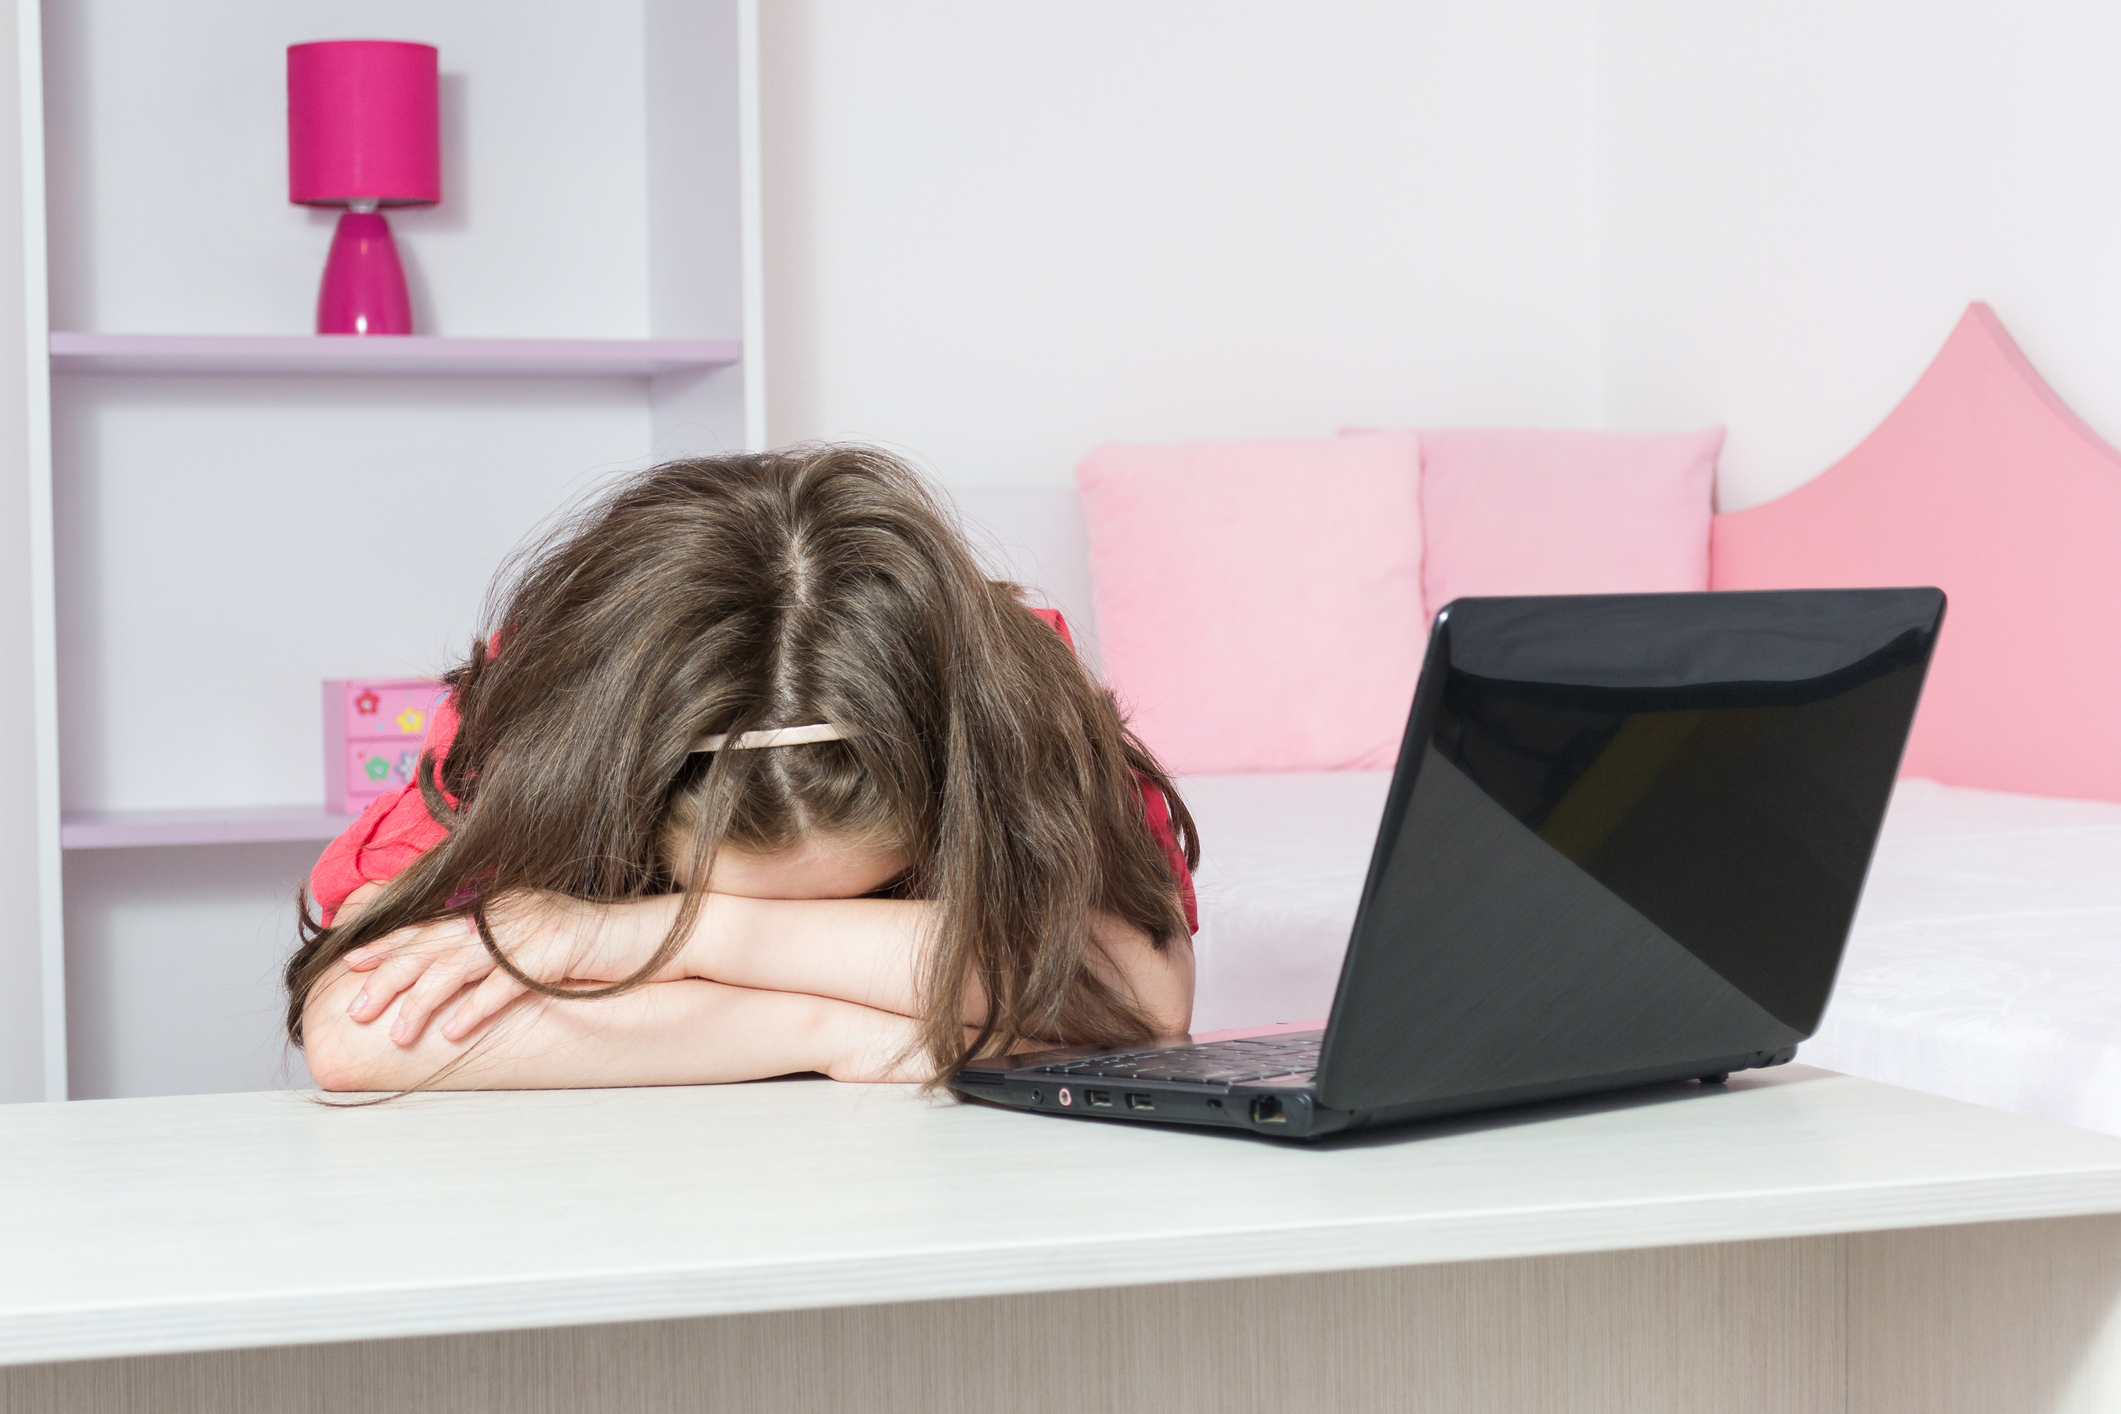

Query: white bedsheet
1804 778 2121 1135
1180 771 2121 1135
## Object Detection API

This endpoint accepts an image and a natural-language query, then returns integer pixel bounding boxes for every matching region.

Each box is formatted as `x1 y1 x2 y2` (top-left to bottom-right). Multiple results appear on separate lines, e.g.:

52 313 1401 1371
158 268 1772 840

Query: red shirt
310 610 1197 931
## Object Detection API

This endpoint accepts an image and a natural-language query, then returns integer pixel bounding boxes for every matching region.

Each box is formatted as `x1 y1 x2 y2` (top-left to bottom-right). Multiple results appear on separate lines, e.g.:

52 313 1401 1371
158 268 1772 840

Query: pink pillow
1076 435 1424 774
1405 428 1722 609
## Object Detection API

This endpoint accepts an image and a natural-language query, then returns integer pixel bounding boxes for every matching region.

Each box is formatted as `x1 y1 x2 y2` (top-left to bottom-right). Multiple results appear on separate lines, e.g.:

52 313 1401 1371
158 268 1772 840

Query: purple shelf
61 805 358 850
49 332 741 378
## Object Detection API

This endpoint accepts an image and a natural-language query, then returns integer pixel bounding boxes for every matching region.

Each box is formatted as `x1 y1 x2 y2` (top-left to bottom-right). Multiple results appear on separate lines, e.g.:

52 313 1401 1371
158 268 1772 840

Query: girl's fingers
389 956 490 1047
345 918 486 1024
346 946 440 1023
440 967 530 1043
346 908 562 1041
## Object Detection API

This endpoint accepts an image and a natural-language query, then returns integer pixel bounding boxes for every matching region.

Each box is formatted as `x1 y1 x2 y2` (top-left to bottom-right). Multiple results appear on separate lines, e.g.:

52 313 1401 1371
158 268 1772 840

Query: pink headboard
1712 303 2121 802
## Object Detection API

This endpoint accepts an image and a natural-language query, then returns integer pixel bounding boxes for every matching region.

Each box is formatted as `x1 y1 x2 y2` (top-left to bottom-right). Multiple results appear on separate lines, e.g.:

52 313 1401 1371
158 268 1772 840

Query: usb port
1126 1093 1155 1112
1086 1089 1113 1108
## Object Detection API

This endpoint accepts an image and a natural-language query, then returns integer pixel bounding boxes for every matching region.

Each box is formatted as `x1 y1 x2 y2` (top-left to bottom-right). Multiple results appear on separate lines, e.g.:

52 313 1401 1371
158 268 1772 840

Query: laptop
953 587 1947 1139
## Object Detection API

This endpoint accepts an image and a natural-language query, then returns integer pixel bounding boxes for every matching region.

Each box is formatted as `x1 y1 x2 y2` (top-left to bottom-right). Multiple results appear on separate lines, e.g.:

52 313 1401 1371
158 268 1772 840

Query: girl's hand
341 910 493 1046
342 891 688 1047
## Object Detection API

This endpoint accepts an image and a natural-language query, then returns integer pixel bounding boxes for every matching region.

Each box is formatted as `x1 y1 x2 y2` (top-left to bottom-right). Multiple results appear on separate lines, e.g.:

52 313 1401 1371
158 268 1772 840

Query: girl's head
287 444 1196 1076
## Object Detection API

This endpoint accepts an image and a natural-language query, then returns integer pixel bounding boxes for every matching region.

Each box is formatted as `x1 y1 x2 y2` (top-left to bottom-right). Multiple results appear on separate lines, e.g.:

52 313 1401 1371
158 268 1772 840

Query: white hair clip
691 722 856 753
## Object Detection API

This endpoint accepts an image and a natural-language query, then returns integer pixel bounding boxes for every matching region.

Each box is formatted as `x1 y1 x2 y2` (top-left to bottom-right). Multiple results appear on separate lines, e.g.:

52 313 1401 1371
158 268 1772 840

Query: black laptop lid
1314 588 1946 1113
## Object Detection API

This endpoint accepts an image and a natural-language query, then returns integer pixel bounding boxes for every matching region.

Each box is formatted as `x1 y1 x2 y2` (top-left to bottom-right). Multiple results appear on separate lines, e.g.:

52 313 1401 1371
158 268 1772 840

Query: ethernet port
1251 1096 1287 1125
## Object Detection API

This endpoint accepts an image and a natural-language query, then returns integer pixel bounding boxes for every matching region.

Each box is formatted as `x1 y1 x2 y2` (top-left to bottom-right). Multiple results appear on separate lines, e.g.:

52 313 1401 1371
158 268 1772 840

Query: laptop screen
1319 588 1945 1113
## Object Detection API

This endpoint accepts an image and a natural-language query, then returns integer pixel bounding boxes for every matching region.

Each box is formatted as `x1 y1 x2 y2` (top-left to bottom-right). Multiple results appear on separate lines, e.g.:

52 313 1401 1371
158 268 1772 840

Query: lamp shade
288 40 440 207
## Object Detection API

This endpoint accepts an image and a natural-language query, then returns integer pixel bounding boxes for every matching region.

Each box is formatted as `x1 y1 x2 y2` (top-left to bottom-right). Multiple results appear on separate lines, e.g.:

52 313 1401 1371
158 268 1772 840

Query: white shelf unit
48 332 743 378
2 0 766 1104
59 805 359 851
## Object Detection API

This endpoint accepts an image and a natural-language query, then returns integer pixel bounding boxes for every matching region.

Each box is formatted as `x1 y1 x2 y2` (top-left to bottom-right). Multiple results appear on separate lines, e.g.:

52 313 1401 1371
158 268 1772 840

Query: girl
287 445 1199 1092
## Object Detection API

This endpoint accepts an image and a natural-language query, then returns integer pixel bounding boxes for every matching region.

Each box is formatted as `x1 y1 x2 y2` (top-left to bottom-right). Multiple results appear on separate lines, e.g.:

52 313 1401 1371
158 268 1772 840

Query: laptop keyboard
1032 1032 1323 1085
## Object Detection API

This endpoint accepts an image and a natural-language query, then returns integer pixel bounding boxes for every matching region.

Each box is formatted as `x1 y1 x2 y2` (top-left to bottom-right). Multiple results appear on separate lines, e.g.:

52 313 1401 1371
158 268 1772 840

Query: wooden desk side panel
2 1237 1843 1414
1849 1214 2121 1414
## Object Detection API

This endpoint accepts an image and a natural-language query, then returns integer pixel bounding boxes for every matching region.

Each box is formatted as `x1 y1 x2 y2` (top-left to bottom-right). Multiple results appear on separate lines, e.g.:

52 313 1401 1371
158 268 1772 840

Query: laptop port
1126 1093 1155 1112
1251 1096 1286 1125
1086 1090 1113 1108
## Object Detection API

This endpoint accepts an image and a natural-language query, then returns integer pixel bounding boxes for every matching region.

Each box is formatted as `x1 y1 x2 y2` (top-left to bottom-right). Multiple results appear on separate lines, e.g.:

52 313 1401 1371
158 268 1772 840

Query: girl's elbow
301 1019 373 1092
300 983 403 1092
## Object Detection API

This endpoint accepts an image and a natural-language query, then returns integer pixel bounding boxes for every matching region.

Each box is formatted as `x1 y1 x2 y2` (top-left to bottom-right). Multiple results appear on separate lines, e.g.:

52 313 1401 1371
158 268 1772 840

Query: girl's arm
343 888 1195 1049
680 895 1195 1035
302 955 932 1092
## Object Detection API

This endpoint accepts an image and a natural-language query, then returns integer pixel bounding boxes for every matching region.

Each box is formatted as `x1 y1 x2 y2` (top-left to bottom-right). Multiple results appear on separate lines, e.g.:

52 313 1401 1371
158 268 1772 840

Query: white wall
65 842 318 1098
760 0 1604 489
765 2 2121 514
1597 1 2121 511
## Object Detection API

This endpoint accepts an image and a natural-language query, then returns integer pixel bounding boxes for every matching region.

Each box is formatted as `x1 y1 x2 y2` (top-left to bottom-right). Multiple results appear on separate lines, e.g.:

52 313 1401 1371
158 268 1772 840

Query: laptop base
953 1044 1797 1141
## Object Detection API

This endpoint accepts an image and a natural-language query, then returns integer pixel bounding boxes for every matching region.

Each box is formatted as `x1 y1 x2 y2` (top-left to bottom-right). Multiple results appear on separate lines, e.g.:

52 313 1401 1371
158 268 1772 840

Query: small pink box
325 677 446 815
346 739 424 801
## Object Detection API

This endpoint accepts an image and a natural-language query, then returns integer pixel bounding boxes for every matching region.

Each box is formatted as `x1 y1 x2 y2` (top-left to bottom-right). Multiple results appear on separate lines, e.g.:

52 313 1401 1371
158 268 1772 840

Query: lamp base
316 210 412 336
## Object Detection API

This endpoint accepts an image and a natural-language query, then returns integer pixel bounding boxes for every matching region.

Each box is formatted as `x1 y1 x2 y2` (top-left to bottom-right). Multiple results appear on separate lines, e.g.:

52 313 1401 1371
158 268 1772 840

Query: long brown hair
284 444 1198 1078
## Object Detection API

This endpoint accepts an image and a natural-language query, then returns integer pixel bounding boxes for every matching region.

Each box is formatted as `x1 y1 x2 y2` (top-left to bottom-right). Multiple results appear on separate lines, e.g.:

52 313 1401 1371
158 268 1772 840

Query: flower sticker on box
325 676 446 815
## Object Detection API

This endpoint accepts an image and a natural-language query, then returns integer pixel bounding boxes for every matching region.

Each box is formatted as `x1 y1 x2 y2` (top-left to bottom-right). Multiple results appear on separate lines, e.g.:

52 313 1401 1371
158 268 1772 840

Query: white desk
6 1065 2121 1413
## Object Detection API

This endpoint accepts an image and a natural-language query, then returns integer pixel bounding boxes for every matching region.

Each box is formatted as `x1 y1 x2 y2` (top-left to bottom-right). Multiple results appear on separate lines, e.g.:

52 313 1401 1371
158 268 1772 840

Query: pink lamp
287 41 440 336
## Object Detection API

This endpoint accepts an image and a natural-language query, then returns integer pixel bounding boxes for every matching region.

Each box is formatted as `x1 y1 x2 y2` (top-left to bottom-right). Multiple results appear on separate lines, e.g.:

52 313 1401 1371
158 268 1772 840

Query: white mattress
1179 771 2121 1135
1804 778 2121 1135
